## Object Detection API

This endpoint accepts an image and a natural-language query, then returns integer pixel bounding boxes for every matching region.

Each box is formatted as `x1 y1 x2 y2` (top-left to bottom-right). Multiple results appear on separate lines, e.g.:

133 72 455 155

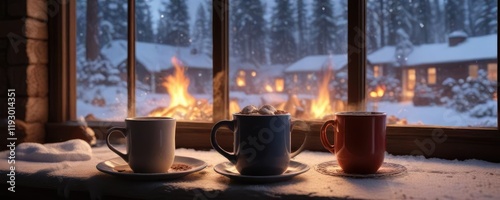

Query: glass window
229 0 348 119
469 64 479 79
366 0 497 127
76 0 497 128
373 65 382 78
427 67 436 85
488 63 497 81
76 0 213 121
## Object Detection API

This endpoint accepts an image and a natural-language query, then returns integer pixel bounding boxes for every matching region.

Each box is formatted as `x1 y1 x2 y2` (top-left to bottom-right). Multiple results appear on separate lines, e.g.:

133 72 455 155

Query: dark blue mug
211 114 307 176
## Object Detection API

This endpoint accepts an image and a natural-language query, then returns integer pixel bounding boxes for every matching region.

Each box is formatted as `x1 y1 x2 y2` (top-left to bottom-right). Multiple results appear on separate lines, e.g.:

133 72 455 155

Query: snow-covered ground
375 101 497 127
77 89 497 127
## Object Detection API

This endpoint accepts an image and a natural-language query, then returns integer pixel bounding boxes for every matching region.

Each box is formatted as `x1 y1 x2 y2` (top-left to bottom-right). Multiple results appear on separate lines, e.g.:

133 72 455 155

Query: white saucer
96 156 207 181
214 161 310 183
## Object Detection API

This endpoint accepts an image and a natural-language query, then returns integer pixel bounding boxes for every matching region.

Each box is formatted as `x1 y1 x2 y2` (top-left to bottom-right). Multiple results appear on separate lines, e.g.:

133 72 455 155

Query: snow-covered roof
367 46 397 64
285 54 348 73
101 40 212 72
368 34 497 66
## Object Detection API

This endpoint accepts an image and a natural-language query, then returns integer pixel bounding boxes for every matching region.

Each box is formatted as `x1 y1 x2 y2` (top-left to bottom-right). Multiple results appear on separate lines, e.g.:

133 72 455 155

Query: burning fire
149 57 212 120
310 65 334 119
370 85 385 98
265 84 274 92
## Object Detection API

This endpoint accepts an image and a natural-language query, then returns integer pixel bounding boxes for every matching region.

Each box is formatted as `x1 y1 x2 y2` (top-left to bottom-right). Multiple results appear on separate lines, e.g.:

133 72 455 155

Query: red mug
320 112 386 174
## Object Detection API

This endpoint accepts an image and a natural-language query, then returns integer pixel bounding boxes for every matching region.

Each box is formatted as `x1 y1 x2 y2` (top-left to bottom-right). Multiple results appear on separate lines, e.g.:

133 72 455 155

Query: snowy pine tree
469 0 498 36
333 0 347 54
230 0 266 65
430 0 447 43
136 0 154 42
76 1 86 46
395 28 413 66
157 0 190 46
310 0 336 55
367 0 383 52
204 0 213 57
412 0 432 45
296 0 309 57
445 0 465 33
269 0 297 64
191 4 208 55
100 0 127 44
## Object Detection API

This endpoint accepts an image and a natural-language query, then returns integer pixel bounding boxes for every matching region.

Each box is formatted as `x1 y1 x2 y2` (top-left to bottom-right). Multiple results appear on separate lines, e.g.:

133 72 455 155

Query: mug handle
106 127 128 162
290 120 309 158
210 120 237 164
320 120 337 154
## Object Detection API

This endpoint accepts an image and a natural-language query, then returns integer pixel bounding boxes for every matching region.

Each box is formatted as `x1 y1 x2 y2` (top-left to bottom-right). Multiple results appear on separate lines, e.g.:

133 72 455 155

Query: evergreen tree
157 0 190 46
430 0 447 43
269 0 297 64
296 0 309 57
334 0 347 54
204 0 213 57
76 1 87 47
367 0 386 52
191 4 208 55
386 0 413 45
445 0 465 33
470 0 498 36
230 0 266 64
412 0 432 45
386 0 399 45
100 0 127 44
310 0 336 55
395 28 413 66
136 0 154 42
86 0 100 61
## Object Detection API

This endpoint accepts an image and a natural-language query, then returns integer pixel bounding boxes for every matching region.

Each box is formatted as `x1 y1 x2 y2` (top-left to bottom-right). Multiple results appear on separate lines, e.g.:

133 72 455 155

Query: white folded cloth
14 139 92 162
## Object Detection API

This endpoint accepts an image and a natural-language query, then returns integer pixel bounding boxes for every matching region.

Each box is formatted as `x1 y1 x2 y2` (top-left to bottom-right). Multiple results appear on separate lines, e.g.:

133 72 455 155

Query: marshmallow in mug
239 104 288 115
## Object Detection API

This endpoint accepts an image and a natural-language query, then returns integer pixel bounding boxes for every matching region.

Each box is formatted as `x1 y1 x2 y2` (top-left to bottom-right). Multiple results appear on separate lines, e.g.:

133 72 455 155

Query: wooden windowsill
2 146 499 199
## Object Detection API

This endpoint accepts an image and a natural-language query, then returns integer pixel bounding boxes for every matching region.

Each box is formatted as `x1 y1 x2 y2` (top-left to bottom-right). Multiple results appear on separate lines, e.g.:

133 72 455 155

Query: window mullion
212 0 230 121
347 0 367 111
127 0 136 117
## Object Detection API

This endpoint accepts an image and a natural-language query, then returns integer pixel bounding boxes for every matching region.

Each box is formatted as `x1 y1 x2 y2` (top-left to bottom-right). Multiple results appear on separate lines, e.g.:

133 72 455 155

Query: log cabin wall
0 0 48 150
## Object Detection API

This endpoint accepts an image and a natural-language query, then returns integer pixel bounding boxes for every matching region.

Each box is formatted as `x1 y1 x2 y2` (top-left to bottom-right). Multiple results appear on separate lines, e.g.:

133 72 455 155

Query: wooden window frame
47 0 500 162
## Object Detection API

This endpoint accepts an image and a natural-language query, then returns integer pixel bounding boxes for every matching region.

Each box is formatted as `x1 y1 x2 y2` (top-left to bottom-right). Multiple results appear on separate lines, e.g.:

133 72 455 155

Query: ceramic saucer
214 161 309 183
315 160 407 178
96 156 207 181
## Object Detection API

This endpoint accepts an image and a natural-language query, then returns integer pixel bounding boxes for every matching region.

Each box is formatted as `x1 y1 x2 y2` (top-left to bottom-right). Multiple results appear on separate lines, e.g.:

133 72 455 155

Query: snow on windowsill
1 144 499 199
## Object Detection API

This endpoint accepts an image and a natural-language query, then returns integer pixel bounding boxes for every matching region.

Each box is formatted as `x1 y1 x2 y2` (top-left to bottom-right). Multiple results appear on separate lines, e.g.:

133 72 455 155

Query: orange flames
370 85 385 98
310 66 334 119
149 57 211 120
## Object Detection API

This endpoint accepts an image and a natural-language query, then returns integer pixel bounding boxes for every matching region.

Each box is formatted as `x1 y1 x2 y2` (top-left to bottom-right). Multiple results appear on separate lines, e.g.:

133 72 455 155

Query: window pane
366 0 497 127
76 0 128 121
229 0 348 119
137 0 213 121
77 0 213 121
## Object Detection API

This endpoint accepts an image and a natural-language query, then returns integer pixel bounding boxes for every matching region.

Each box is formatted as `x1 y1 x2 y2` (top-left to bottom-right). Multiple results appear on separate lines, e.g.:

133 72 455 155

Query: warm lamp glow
275 78 284 92
251 71 257 77
236 77 246 87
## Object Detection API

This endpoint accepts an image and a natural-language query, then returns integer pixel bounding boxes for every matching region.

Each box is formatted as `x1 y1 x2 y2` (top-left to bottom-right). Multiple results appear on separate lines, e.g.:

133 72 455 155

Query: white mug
106 117 176 173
